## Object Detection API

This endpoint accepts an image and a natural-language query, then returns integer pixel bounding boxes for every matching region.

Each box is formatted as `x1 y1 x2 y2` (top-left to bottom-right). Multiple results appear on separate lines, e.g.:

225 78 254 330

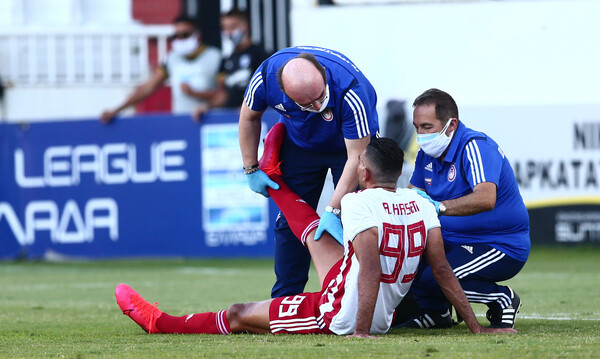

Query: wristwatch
325 206 341 218
438 202 447 215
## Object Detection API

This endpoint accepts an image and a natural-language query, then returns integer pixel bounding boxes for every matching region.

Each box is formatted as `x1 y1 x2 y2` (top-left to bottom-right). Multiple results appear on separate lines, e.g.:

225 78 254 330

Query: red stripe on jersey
319 242 355 325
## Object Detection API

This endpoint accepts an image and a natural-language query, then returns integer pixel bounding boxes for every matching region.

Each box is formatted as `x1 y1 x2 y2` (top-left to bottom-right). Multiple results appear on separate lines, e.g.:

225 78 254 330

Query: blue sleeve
461 138 502 189
340 84 377 140
243 63 268 112
409 151 426 189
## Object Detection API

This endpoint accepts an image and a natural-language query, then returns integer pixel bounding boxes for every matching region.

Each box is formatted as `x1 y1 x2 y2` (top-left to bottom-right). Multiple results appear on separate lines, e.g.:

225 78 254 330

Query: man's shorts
268 259 343 334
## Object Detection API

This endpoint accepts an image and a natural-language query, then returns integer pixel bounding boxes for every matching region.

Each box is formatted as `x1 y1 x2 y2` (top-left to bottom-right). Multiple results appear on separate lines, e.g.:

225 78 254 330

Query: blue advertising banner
0 110 279 259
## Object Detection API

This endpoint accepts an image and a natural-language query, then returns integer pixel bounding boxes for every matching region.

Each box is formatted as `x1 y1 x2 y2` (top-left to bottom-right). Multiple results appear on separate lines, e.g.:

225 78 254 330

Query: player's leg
115 283 273 334
267 174 343 287
260 124 343 288
263 126 329 297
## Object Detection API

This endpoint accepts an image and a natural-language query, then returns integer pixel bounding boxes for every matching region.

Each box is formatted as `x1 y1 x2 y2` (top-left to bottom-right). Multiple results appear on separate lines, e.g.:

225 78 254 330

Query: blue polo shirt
243 46 379 152
410 121 530 262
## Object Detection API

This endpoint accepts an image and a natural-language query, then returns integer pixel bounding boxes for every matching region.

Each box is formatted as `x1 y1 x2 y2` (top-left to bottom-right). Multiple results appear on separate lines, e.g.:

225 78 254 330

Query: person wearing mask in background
192 8 268 121
101 15 221 123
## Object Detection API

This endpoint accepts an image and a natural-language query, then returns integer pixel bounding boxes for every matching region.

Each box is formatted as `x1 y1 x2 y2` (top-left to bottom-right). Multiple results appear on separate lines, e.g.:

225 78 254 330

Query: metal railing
0 25 172 86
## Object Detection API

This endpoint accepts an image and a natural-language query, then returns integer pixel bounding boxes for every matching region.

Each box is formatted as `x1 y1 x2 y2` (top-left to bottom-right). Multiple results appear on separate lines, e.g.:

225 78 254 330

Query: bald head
277 54 327 108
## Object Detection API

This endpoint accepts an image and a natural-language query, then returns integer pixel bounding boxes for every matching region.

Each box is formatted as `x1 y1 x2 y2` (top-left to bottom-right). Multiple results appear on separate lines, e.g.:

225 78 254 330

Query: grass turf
0 246 599 358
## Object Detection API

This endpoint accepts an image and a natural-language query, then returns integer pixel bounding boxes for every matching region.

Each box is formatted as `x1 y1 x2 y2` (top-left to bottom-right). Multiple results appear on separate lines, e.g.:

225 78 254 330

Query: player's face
413 103 445 135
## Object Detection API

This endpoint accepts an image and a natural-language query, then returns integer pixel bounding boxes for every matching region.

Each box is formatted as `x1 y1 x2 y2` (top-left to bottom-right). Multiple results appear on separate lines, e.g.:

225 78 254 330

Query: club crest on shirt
448 164 457 182
321 108 333 122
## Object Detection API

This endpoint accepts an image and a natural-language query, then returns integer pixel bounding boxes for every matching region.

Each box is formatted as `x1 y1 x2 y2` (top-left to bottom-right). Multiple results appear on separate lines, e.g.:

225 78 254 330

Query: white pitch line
475 314 600 321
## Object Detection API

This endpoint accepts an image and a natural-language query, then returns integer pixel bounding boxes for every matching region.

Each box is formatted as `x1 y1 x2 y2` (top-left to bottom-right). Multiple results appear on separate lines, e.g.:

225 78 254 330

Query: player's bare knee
226 303 247 331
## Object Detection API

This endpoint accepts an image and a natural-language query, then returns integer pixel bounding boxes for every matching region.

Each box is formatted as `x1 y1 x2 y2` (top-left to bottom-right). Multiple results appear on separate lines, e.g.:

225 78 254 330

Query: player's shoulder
397 188 439 215
341 189 366 205
395 188 424 203
341 188 384 207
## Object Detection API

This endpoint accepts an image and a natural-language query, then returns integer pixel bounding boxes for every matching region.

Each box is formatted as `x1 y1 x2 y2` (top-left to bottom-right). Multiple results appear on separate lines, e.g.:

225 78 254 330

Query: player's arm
425 227 517 334
327 135 371 209
238 101 265 168
100 68 167 123
347 226 381 338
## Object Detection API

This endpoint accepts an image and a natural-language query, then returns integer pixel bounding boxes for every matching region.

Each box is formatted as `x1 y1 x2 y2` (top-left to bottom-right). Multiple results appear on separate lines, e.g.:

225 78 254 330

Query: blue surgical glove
246 169 280 197
411 188 441 214
314 211 343 245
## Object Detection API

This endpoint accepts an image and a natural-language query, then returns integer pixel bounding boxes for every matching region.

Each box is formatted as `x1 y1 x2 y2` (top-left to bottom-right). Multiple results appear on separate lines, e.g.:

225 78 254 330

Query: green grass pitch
1 246 599 358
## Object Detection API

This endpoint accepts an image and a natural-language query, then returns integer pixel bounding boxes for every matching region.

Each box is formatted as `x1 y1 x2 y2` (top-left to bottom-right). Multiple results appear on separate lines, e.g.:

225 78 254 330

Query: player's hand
100 109 118 124
246 169 280 197
314 211 343 244
412 188 442 214
180 82 193 95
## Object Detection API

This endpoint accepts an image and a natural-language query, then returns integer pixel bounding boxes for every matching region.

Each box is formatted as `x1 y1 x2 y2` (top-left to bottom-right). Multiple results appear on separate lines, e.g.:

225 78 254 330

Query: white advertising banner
462 105 600 244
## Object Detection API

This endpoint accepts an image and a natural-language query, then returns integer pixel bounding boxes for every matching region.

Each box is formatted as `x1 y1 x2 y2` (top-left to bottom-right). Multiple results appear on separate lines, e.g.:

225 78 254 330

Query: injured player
114 124 516 337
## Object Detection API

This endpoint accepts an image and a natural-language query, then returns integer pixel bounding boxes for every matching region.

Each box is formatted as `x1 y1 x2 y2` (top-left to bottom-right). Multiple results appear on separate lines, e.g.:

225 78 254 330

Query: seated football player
115 125 516 337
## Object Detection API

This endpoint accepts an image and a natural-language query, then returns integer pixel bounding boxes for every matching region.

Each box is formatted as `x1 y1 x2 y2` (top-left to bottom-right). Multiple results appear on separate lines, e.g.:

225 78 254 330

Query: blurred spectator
101 15 221 123
192 9 268 121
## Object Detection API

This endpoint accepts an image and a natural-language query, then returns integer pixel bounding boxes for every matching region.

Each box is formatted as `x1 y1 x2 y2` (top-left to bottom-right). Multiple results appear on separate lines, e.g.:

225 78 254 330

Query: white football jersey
318 188 440 335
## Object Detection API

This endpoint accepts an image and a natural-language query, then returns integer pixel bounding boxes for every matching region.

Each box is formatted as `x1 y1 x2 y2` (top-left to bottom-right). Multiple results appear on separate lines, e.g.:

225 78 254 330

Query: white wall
4 87 134 122
3 0 599 123
0 0 133 26
291 0 600 129
0 0 165 123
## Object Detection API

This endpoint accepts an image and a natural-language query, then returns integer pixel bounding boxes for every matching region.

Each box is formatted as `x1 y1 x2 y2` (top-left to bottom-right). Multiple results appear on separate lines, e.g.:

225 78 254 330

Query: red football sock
267 175 320 245
155 310 231 334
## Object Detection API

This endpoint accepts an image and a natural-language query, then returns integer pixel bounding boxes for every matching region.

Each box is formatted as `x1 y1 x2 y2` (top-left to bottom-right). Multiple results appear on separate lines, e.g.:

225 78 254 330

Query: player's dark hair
222 8 249 23
172 14 199 29
276 53 327 93
413 88 459 126
365 138 404 183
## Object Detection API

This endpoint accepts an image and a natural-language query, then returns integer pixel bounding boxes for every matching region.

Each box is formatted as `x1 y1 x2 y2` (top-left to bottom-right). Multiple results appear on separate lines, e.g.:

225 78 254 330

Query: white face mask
416 119 455 158
296 84 330 113
227 29 245 47
171 34 200 56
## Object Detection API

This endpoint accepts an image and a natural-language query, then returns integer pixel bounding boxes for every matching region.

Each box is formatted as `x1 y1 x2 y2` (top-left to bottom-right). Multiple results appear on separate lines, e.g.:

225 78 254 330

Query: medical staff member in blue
238 46 379 297
399 88 530 329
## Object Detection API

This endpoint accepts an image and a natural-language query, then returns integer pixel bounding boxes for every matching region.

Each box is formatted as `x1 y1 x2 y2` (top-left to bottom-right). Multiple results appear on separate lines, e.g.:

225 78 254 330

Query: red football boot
115 283 163 333
258 122 286 176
